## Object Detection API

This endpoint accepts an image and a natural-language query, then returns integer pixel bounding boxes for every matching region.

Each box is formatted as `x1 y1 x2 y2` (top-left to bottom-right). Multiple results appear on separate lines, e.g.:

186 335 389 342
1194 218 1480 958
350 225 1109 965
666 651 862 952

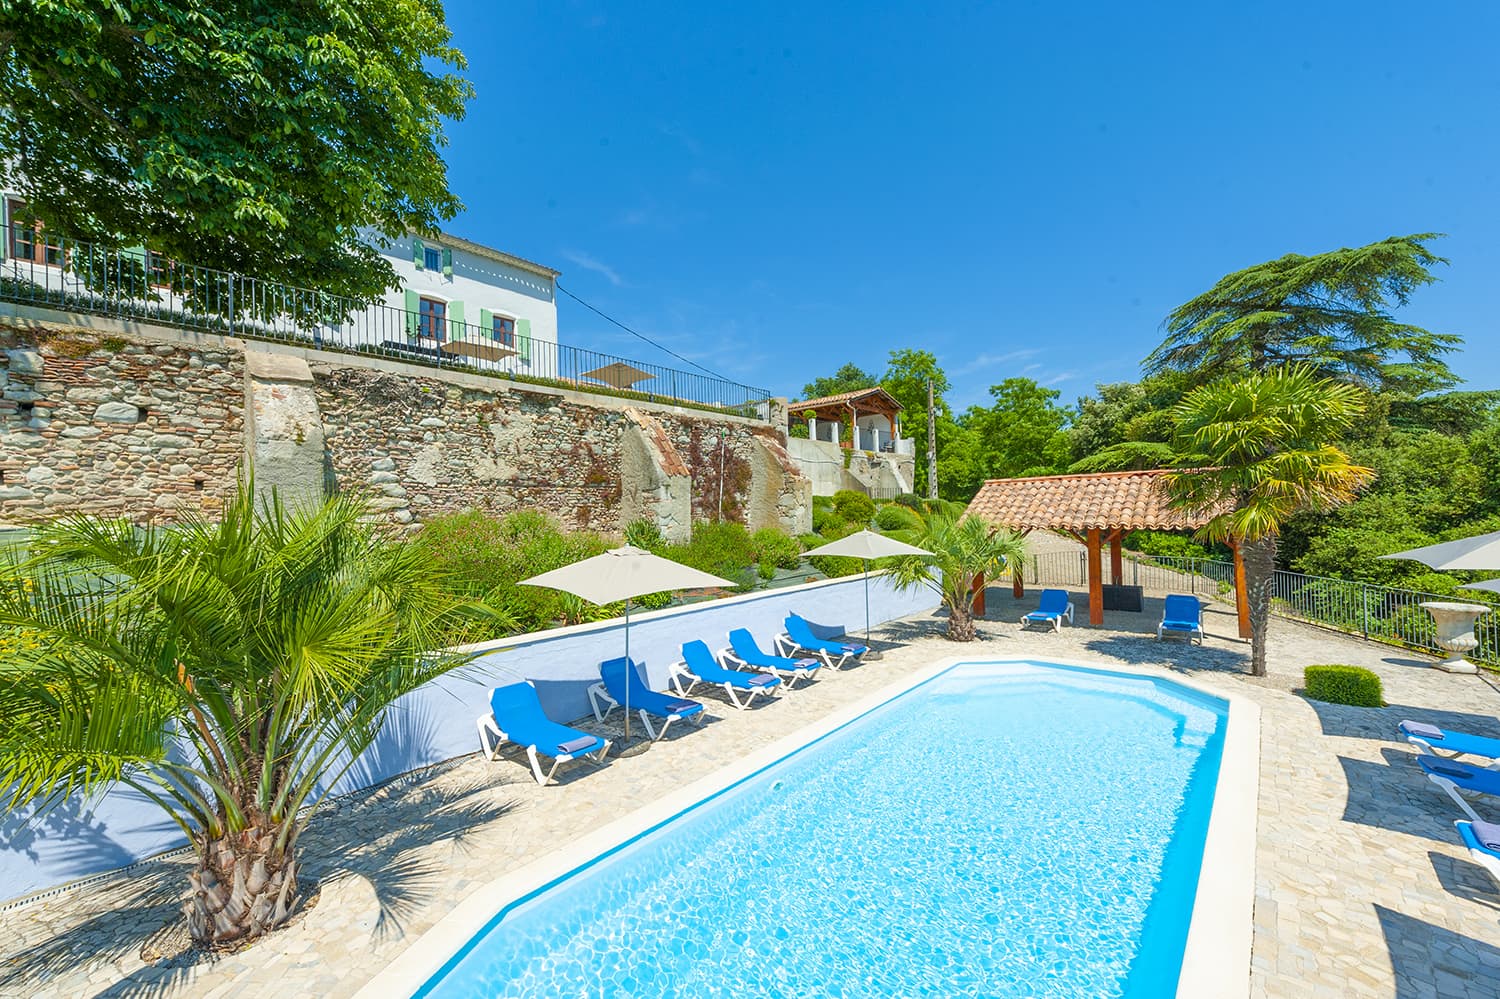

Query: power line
556 282 738 383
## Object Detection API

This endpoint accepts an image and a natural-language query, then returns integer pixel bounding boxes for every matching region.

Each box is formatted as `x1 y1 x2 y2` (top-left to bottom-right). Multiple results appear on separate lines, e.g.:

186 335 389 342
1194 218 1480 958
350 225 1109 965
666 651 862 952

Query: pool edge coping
353 655 1260 999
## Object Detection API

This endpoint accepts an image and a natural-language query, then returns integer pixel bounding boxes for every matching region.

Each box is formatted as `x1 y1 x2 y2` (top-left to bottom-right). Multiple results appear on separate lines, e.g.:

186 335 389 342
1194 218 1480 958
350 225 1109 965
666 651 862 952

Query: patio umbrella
801 529 932 650
1460 579 1500 595
580 361 655 391
1380 530 1500 570
520 545 734 742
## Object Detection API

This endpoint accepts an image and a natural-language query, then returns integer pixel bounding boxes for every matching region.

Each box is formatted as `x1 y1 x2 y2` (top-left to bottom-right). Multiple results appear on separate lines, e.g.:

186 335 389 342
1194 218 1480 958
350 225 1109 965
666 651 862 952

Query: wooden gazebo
792 387 903 450
966 469 1250 637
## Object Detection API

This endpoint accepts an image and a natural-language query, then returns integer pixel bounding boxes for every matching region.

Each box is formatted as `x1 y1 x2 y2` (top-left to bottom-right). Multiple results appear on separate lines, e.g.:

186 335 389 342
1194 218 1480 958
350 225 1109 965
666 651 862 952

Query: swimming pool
379 659 1250 999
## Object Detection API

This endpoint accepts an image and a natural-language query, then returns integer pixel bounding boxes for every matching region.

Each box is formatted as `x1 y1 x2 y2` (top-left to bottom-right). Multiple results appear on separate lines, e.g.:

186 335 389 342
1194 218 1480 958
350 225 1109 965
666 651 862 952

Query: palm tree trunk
1240 534 1277 677
185 828 299 947
946 577 976 642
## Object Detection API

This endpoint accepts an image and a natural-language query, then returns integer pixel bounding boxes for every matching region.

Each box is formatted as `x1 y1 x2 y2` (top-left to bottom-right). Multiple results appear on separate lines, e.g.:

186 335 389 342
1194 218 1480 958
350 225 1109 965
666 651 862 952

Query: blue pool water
415 661 1228 998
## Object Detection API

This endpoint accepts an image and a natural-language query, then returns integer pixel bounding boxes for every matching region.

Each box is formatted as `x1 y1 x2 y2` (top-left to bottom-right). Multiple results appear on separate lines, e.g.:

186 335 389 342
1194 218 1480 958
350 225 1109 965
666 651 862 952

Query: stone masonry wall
0 317 809 536
0 326 244 523
312 365 804 535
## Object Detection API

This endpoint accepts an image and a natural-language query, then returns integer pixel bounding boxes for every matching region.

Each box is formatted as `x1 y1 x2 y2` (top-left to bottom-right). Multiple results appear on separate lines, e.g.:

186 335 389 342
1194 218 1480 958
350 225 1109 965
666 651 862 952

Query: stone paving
4 592 1500 998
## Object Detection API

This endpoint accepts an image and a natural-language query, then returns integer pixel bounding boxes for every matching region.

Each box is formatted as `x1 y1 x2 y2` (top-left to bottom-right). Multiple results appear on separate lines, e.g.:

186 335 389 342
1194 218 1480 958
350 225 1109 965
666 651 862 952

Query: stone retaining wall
0 327 244 522
0 320 811 536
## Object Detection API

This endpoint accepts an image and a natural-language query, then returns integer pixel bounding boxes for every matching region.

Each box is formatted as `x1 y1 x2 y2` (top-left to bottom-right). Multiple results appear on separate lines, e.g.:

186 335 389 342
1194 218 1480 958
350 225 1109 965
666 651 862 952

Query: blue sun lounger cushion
476 681 610 786
1456 819 1500 889
672 639 782 710
777 613 868 669
589 657 706 742
1021 588 1075 632
723 628 822 690
1157 595 1204 644
1418 755 1500 822
1399 720 1500 763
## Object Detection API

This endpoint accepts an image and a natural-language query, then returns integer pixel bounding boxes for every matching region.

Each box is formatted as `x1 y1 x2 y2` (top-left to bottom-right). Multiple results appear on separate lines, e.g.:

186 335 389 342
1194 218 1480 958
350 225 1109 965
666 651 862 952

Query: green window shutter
404 289 420 338
480 308 494 340
517 318 532 363
447 300 464 342
441 247 453 278
412 238 425 270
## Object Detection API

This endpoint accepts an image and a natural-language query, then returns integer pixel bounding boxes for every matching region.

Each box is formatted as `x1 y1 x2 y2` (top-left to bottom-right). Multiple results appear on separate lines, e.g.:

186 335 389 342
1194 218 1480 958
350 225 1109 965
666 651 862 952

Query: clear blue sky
438 1 1499 410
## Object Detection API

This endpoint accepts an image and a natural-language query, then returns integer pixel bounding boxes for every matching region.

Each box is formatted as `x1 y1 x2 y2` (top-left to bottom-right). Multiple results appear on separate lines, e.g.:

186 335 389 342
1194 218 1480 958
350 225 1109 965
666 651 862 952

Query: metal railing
1023 548 1500 668
0 225 772 416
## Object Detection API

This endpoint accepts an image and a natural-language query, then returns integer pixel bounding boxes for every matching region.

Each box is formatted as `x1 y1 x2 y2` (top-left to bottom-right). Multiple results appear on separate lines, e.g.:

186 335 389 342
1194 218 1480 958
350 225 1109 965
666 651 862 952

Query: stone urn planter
1419 601 1491 674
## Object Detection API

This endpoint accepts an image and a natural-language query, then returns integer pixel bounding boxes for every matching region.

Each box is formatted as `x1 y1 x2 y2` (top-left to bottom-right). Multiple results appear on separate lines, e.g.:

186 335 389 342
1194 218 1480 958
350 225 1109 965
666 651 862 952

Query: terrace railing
1023 548 1500 669
0 226 772 417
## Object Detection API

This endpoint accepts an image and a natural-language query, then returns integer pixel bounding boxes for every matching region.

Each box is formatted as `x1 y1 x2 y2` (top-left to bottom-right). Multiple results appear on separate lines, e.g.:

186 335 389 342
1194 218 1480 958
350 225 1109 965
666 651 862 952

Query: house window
423 247 441 272
491 314 516 346
7 200 62 266
419 297 446 340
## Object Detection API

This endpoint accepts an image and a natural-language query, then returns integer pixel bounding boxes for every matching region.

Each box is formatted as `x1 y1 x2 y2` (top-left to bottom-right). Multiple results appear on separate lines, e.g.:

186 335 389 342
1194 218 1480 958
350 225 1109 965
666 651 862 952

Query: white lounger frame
1020 602 1075 632
1425 770 1490 823
669 656 780 710
772 632 862 670
1404 732 1500 772
475 712 611 787
719 644 819 690
587 683 706 742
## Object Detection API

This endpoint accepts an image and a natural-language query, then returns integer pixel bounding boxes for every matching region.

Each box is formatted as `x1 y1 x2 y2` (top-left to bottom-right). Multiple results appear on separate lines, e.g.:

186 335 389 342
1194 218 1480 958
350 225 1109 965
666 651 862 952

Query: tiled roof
965 469 1215 532
793 386 902 412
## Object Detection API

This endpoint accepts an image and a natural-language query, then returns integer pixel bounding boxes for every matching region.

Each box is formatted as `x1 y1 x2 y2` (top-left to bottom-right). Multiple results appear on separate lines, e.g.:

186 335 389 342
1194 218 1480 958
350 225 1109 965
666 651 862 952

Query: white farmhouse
369 230 561 377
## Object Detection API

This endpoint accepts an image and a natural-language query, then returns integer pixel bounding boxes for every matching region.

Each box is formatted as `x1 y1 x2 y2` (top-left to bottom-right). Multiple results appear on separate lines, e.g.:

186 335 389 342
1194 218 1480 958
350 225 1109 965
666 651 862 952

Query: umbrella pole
865 563 871 646
623 596 631 742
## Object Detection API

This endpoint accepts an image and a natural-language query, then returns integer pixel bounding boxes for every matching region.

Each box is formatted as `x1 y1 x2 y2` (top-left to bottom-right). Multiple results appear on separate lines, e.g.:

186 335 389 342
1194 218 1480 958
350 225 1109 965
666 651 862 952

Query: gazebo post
1086 528 1104 626
1109 530 1124 585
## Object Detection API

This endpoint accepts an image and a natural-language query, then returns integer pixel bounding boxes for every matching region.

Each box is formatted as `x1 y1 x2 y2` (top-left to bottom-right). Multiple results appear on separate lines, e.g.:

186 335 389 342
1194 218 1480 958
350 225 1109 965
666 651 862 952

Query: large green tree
0 0 472 307
1146 234 1459 394
1168 367 1373 676
961 377 1072 480
800 363 878 400
881 348 950 497
0 487 486 946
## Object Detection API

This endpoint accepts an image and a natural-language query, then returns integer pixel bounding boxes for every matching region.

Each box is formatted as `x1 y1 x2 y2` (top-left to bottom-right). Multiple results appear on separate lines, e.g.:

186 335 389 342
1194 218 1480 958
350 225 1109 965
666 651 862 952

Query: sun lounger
1399 720 1500 767
774 613 869 669
1157 594 1205 644
1417 755 1500 822
671 639 782 709
1456 819 1500 888
722 628 822 689
476 681 611 786
589 657 706 741
1021 588 1075 632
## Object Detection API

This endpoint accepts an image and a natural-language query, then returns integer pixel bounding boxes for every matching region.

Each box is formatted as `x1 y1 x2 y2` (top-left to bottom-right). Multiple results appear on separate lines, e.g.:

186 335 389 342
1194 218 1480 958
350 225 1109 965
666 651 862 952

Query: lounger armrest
586 682 618 723
1065 602 1075 623
718 645 746 666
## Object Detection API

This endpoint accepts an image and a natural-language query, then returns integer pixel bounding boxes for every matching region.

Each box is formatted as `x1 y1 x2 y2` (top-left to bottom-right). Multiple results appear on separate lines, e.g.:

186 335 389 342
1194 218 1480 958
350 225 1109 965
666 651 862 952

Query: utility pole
926 378 938 499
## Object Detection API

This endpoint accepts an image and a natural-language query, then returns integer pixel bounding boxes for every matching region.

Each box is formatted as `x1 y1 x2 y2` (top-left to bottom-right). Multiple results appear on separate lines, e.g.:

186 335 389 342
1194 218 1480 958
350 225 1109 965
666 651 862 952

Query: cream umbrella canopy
801 530 933 650
1380 530 1500 570
520 545 734 741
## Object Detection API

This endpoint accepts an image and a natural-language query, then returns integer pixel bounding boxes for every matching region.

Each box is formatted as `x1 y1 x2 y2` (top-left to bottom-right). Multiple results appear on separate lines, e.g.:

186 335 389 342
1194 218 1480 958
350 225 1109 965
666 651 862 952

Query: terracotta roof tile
792 386 902 412
965 469 1215 533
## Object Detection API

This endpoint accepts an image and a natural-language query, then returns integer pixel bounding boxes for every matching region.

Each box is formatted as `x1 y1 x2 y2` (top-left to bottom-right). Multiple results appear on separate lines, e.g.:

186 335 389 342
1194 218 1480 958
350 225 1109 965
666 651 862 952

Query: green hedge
1303 664 1384 707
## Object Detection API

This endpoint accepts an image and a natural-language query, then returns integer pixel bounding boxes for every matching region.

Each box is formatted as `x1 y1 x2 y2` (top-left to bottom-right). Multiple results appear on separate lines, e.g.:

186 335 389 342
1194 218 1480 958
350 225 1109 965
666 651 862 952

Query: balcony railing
0 227 772 417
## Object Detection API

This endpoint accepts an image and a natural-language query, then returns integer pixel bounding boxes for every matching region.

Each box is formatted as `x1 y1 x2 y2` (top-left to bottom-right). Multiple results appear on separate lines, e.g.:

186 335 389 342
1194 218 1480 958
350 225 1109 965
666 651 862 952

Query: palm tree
0 485 486 947
1168 367 1374 676
886 500 1027 641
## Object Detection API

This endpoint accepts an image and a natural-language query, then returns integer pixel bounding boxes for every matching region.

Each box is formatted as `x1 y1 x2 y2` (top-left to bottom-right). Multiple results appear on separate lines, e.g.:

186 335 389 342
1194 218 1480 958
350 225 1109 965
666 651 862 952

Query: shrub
752 527 803 572
1122 530 1210 560
894 492 924 510
663 521 758 592
811 507 836 534
832 489 875 525
874 503 921 532
624 518 665 551
1303 665 1384 707
812 494 834 512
